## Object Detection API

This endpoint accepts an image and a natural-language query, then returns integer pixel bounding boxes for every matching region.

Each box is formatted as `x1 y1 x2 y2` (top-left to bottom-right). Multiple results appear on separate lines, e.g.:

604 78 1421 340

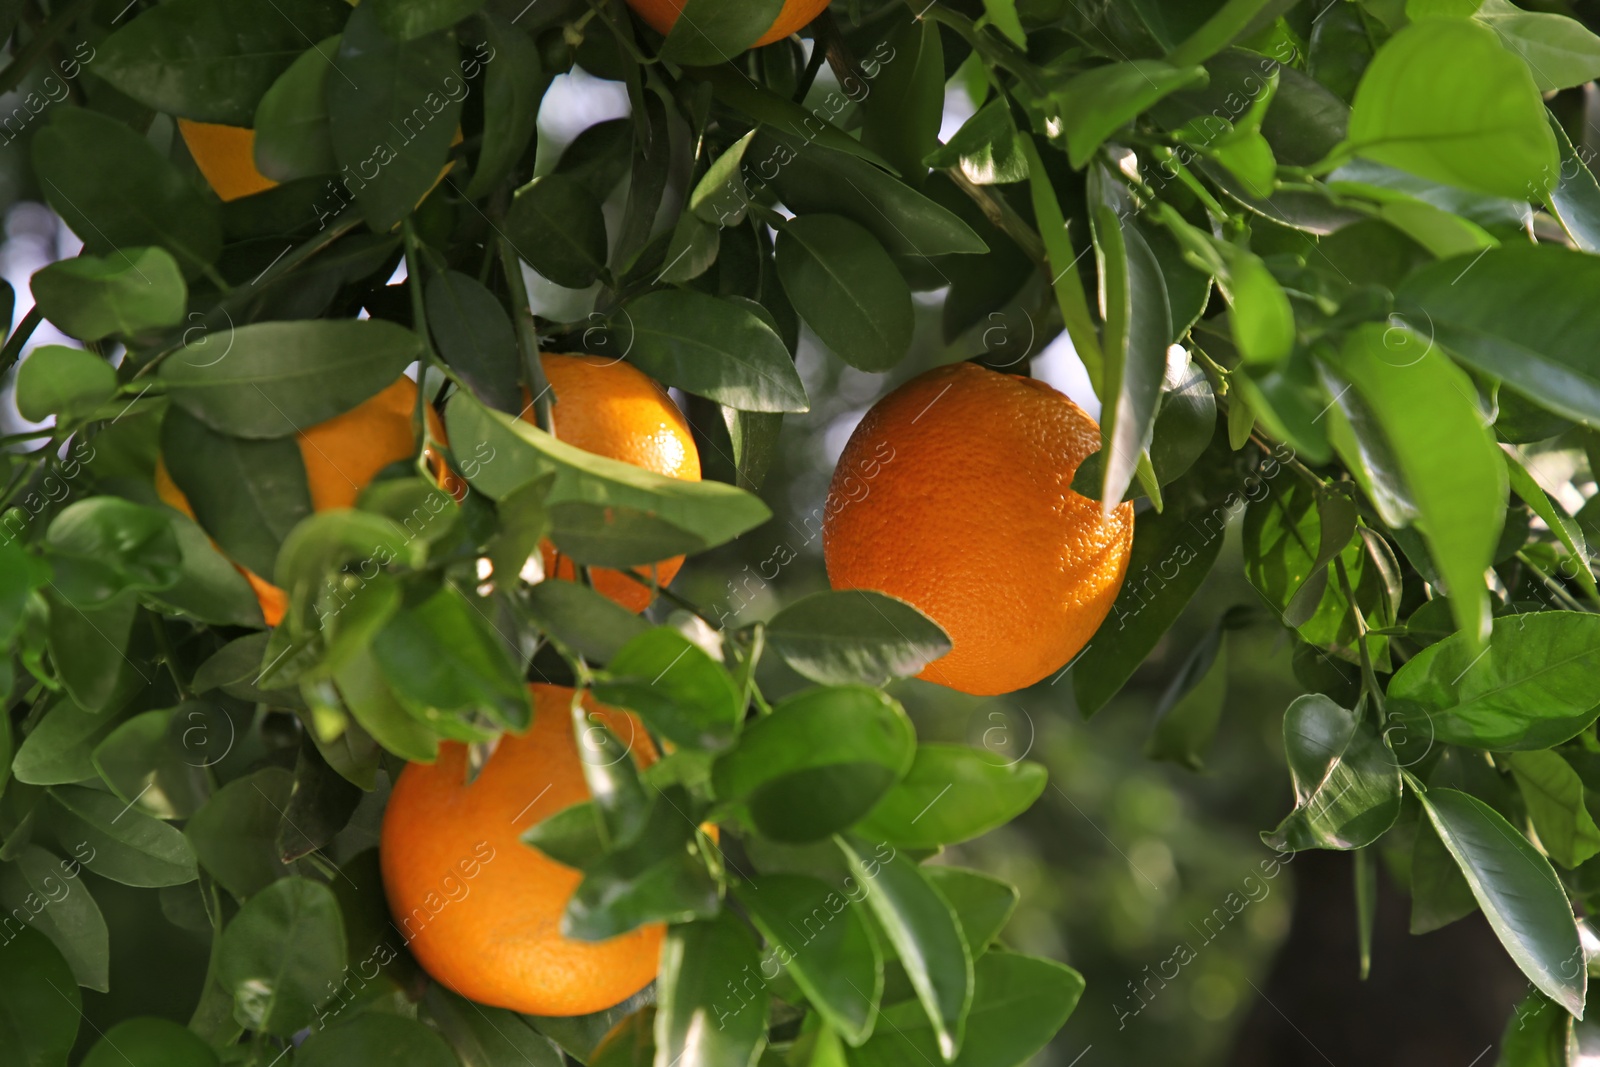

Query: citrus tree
4 0 1600 1062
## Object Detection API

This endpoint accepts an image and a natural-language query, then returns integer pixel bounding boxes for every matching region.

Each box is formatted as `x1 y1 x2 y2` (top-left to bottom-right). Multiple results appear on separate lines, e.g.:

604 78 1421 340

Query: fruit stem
496 234 557 436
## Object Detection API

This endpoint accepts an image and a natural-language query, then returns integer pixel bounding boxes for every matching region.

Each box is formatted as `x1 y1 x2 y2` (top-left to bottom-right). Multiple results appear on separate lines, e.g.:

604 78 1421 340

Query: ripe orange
625 0 832 48
156 376 447 627
177 120 278 203
823 361 1135 696
380 684 664 1017
524 354 702 613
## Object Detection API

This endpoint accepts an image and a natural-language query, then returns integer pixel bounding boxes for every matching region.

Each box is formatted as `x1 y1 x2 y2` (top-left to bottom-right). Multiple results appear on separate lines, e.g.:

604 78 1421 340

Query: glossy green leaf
861 15 945 184
1545 114 1600 252
1387 612 1600 750
855 745 1046 850
1327 323 1506 645
838 840 972 1060
0 844 108 991
1344 18 1556 198
594 627 741 750
655 912 768 1067
618 289 807 412
1261 696 1400 851
764 590 950 687
92 707 210 819
1415 785 1585 1016
217 876 347 1037
506 174 608 289
13 700 122 786
1048 61 1208 168
1508 750 1600 870
80 1017 219 1067
925 97 1029 186
1167 0 1279 66
1477 0 1600 91
44 589 142 713
185 767 294 900
1145 617 1229 770
1093 198 1169 507
422 985 565 1067
33 108 222 275
372 586 530 732
30 250 186 343
713 687 915 843
1410 813 1478 934
659 0 784 64
92 0 348 125
737 873 882 1045
328 6 464 232
46 497 182 597
47 784 198 887
524 579 651 665
146 513 265 628
372 0 486 39
464 14 545 198
252 36 340 182
923 867 1018 958
776 215 913 373
158 319 423 439
0 927 80 1067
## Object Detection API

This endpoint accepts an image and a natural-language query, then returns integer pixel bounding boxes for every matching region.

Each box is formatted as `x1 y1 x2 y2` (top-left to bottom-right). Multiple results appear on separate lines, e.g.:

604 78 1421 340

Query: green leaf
838 840 972 1061
464 14 545 199
860 15 945 184
776 215 913 373
46 497 182 596
146 513 265 628
925 98 1030 186
328 5 464 231
655 912 769 1067
372 586 530 732
1344 18 1557 198
33 108 222 276
1167 0 1279 66
1145 612 1232 770
47 784 198 887
618 290 808 413
0 927 80 1067
445 390 771 550
422 985 564 1067
92 707 211 820
1397 244 1600 428
1327 323 1506 645
659 0 784 64
855 745 1046 850
846 951 1084 1067
1410 813 1478 934
723 408 783 492
737 874 883 1046
696 70 898 173
158 319 424 439
563 787 719 941
522 800 604 869
548 500 704 568
1092 197 1169 507
1024 136 1102 386
372 0 486 39
1261 695 1400 851
80 1017 219 1067
1047 61 1208 169
760 136 987 257
92 0 348 124
252 36 340 183
1496 993 1568 1067
524 579 651 665
1415 785 1585 1016
594 627 742 750
217 876 347 1037
506 174 609 289
923 867 1018 958
0 844 109 991
764 590 950 687
184 767 294 900
296 1012 458 1066
1544 113 1600 252
1477 0 1600 92
1508 751 1600 870
1387 612 1600 750
44 590 142 713
1215 242 1294 368
426 269 520 413
12 700 122 786
333 648 441 764
713 687 915 843
30 250 186 342
1504 447 1599 602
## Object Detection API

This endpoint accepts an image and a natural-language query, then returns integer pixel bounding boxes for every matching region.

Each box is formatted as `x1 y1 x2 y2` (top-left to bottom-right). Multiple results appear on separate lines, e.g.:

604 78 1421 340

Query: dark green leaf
47 784 198 887
659 0 783 64
1508 750 1600 870
92 0 348 125
217 876 347 1037
1415 785 1584 1016
548 500 704 568
764 590 950 687
1093 197 1169 506
92 707 211 820
13 699 125 786
464 14 545 199
372 586 530 732
619 289 808 412
158 319 423 439
328 6 464 231
860 14 945 184
1478 0 1600 92
925 98 1029 186
425 269 519 413
0 844 108 991
1387 612 1600 750
506 174 608 289
1545 114 1600 252
923 867 1018 959
713 687 915 843
737 873 882 1045
855 745 1046 850
30 250 186 342
80 1017 219 1067
1045 61 1208 168
146 513 266 628
185 767 294 899
422 985 564 1067
0 927 80 1067
776 215 913 373
252 36 340 182
296 1012 458 1066
1410 813 1478 935
655 912 768 1067
44 590 142 713
594 627 741 750
372 0 486 39
524 579 651 665
1261 695 1400 851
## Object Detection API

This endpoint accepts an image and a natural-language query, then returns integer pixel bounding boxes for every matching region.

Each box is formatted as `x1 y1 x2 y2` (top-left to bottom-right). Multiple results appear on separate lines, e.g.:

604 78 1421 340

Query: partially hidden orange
523 354 702 613
823 361 1135 696
156 376 448 627
380 684 664 1016
178 120 277 203
625 0 832 47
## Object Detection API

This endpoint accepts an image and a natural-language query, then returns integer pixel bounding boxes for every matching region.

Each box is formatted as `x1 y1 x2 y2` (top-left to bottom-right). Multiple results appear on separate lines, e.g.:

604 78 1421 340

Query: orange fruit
178 120 277 203
157 376 447 627
380 684 664 1016
823 361 1135 696
523 354 702 613
625 0 831 47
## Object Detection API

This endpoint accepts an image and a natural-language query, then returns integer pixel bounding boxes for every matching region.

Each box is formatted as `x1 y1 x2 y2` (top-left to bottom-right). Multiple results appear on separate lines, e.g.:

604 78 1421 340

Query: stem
0 0 93 97
0 306 43 379
148 614 193 701
612 565 722 628
496 235 555 435
1516 549 1589 614
905 1 1044 97
943 166 1046 266
1334 556 1384 717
